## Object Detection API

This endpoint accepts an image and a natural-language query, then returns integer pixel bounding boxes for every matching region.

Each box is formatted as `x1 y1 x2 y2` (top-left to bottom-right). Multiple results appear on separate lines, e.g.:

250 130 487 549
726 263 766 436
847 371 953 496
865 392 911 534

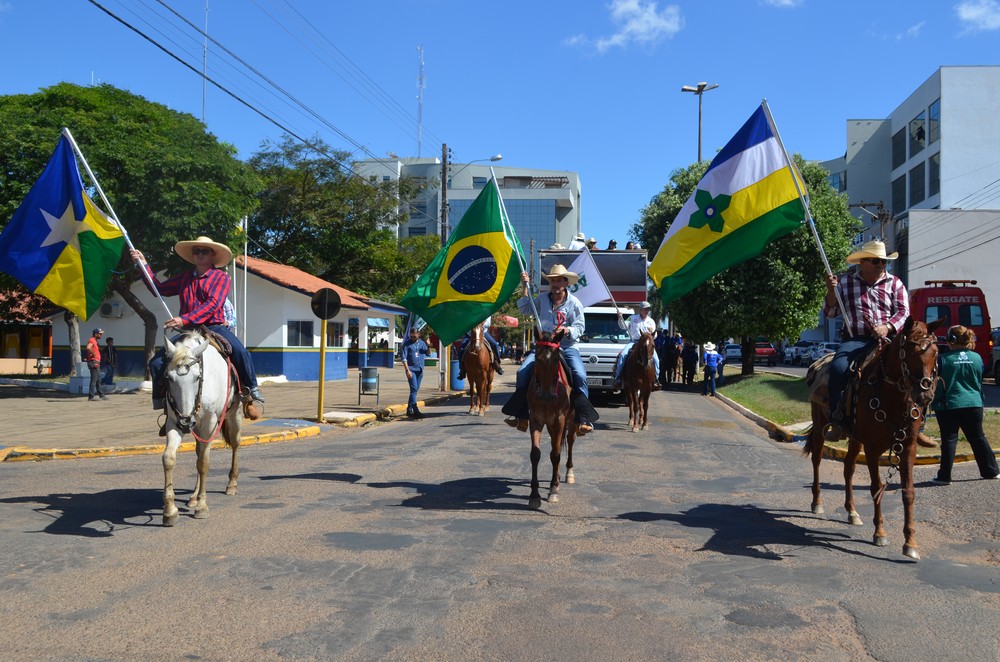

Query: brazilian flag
401 179 524 345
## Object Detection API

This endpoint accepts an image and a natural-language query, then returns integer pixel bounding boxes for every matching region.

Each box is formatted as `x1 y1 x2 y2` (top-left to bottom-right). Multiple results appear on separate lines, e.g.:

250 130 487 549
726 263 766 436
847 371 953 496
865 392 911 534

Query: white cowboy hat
586 237 597 245
846 240 898 265
639 301 651 310
175 236 233 268
549 242 565 249
541 264 580 285
574 231 586 241
703 342 716 351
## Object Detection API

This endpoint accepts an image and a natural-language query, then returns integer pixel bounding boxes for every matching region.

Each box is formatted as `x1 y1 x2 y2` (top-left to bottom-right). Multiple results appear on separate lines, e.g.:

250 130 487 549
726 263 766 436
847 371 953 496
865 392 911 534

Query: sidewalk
0 364 496 462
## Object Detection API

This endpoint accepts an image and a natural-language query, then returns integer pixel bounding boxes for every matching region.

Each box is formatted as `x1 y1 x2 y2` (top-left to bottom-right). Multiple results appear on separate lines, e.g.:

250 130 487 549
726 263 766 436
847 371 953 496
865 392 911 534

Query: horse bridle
532 340 565 401
166 353 206 423
862 326 939 445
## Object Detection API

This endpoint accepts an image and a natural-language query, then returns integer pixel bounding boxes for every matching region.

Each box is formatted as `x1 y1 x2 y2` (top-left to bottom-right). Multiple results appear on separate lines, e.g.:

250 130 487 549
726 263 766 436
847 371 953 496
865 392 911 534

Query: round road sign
311 288 342 320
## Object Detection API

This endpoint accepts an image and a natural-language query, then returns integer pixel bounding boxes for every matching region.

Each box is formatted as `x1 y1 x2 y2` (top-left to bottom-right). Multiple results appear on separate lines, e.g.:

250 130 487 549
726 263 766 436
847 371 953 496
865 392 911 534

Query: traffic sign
311 288 342 320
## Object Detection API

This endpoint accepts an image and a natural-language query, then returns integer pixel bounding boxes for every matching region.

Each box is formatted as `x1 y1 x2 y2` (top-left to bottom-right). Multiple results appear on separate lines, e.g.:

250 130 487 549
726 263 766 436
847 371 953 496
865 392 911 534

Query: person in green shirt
930 325 1000 484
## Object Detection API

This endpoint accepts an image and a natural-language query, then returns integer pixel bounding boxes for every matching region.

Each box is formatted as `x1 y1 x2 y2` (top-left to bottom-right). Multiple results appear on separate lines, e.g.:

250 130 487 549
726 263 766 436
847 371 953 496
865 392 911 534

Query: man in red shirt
85 328 108 401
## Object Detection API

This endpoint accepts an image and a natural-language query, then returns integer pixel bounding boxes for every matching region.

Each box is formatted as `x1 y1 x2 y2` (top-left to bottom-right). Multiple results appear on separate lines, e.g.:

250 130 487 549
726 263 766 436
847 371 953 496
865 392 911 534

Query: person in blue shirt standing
401 327 430 419
930 325 1000 483
702 341 723 397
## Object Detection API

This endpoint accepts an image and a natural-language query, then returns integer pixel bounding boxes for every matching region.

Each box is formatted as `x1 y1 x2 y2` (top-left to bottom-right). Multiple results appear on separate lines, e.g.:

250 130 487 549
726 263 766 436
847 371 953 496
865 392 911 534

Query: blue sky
2 1 999 249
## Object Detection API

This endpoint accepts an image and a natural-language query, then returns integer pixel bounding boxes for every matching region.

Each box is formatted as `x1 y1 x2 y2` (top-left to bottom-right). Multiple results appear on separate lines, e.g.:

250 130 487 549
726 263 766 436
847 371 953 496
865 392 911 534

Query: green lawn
718 366 1000 458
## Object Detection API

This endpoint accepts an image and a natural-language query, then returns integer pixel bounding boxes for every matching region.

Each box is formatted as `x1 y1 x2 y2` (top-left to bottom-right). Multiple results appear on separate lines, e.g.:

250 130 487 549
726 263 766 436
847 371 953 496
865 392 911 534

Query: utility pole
849 201 890 241
440 143 449 246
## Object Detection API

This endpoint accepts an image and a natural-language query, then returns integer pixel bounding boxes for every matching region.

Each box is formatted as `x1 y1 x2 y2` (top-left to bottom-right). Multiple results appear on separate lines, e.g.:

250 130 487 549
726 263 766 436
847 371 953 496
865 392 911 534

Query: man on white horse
612 301 660 391
131 236 264 430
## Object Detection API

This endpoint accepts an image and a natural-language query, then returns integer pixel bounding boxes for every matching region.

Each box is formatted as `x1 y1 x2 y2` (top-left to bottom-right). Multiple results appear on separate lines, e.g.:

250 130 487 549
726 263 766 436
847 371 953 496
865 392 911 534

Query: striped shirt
141 264 230 326
823 270 909 337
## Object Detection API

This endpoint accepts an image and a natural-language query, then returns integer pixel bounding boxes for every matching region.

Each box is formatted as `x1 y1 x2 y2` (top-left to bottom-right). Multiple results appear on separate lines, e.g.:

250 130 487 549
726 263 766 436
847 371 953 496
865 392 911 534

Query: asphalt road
1 389 997 661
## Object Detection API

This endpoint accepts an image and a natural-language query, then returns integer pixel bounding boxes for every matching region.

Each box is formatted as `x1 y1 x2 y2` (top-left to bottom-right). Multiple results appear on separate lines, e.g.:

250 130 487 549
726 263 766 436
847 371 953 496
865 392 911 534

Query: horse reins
165 352 235 444
532 340 568 400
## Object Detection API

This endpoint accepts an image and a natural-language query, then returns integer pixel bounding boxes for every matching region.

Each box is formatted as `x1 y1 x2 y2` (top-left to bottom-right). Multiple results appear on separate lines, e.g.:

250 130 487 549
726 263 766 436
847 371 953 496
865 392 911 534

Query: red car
753 341 778 366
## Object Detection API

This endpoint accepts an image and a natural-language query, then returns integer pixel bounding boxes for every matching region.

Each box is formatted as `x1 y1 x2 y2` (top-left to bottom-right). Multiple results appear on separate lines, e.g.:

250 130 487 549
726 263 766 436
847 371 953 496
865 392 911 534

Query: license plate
586 377 602 386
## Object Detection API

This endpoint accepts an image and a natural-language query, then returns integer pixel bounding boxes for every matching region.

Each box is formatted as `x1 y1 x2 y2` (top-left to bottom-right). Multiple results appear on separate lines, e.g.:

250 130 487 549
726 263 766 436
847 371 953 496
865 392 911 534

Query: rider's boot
457 366 466 380
502 387 530 432
244 386 264 420
823 409 847 442
493 360 504 376
573 391 600 435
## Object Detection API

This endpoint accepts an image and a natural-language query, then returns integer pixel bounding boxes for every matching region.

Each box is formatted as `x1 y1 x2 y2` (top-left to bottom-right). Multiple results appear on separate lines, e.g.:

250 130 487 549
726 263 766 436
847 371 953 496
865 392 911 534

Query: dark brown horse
524 330 578 509
463 323 494 416
623 331 656 432
804 317 942 560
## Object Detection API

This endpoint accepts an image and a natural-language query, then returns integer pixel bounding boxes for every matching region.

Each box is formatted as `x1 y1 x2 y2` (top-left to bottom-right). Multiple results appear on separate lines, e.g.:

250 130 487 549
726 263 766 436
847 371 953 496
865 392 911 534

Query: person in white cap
567 232 587 251
612 301 660 390
822 239 908 441
131 237 265 426
702 341 723 396
502 265 600 434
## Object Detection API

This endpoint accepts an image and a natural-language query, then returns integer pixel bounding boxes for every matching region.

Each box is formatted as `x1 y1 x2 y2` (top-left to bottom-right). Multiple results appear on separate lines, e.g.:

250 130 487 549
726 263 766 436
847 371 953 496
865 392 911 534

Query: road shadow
0 488 163 537
619 503 898 561
258 472 362 483
368 476 533 511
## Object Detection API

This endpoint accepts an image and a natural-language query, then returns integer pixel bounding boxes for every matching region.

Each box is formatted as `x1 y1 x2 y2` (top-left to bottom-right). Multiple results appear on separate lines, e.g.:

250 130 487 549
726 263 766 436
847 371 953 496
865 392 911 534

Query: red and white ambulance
908 280 992 373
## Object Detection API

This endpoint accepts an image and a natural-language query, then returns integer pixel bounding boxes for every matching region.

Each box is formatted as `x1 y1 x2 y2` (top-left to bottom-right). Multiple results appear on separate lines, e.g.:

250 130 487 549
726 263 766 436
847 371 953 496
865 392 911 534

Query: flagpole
490 170 542 325
60 128 174 321
760 101 854 337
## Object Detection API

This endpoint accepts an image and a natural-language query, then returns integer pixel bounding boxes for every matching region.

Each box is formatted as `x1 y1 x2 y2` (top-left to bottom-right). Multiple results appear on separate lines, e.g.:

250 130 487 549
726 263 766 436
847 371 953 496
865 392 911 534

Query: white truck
537 249 649 395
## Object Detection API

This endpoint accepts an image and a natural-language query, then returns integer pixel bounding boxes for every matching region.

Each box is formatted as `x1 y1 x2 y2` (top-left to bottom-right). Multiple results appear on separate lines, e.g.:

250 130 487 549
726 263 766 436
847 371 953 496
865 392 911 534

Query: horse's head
889 317 943 408
468 323 483 353
635 331 655 365
532 331 563 401
164 330 211 432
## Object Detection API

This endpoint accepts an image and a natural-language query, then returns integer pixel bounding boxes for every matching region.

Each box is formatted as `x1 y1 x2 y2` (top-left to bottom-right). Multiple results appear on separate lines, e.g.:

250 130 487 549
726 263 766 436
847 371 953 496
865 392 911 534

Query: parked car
723 344 742 362
807 342 840 363
753 341 779 366
783 340 814 365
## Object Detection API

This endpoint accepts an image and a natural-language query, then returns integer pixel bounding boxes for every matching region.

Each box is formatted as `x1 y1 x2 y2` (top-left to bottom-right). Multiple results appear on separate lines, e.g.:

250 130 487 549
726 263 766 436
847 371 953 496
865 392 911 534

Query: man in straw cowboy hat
567 232 587 251
821 239 909 441
612 301 660 391
501 264 600 434
131 237 265 425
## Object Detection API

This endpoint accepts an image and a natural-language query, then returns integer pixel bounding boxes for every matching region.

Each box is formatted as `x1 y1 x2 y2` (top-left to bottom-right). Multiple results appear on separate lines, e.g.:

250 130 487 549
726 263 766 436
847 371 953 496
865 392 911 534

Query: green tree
0 83 259 373
632 156 859 374
247 135 425 299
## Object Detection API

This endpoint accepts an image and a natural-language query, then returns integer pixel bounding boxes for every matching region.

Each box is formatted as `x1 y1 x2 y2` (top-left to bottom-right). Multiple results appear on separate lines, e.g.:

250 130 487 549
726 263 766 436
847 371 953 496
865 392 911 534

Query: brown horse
803 317 942 560
463 323 494 416
524 330 578 509
623 331 656 432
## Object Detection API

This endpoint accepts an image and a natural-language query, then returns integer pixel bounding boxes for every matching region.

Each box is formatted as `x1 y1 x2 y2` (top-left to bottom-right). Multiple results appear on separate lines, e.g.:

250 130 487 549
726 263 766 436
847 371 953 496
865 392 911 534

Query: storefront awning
367 317 390 328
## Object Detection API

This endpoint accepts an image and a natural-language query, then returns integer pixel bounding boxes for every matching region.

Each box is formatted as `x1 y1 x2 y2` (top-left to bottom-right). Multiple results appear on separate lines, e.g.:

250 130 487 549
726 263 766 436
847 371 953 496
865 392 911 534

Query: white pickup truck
537 249 649 395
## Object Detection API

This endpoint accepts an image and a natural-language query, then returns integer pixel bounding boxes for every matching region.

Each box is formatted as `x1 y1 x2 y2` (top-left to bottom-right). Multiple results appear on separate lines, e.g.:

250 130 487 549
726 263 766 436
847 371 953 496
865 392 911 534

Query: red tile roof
0 288 59 322
235 256 369 310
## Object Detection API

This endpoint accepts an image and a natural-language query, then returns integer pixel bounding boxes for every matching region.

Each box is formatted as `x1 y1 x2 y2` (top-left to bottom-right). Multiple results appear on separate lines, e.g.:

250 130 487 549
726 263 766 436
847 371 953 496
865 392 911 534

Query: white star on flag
39 201 93 252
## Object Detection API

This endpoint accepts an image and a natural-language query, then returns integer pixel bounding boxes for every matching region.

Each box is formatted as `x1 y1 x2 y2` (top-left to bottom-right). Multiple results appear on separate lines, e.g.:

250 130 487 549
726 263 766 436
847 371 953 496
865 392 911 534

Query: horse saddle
200 326 233 358
807 343 883 426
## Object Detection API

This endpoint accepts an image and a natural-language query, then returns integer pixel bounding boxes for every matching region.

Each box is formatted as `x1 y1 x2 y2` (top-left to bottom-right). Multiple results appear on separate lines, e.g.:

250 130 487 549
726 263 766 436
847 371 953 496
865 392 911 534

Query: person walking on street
85 328 108 401
101 336 118 386
702 342 723 396
822 240 909 441
930 325 1000 484
401 327 429 418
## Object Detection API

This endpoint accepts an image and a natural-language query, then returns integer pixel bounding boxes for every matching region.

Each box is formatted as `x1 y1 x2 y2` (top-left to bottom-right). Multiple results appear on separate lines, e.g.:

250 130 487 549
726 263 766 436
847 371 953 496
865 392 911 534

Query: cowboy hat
574 231 586 241
846 240 898 265
174 236 233 268
586 237 597 245
549 242 565 249
703 342 716 351
638 301 651 310
541 264 580 285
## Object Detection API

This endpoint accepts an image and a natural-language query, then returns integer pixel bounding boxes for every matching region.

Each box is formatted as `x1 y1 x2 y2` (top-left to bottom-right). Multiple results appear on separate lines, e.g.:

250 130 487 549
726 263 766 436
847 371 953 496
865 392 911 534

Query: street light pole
681 81 719 163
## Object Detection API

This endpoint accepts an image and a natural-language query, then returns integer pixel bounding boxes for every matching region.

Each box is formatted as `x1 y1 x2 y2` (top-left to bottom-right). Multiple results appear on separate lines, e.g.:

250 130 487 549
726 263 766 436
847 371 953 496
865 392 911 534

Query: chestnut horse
803 317 942 560
622 331 656 432
525 330 578 509
463 323 494 416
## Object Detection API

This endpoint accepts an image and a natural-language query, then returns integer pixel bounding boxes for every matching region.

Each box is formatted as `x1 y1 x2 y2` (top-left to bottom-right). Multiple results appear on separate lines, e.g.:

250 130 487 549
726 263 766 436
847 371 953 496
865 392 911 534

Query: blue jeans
614 341 660 380
516 346 588 397
406 368 424 411
149 324 258 400
702 366 717 395
101 364 115 385
458 332 501 365
828 337 877 419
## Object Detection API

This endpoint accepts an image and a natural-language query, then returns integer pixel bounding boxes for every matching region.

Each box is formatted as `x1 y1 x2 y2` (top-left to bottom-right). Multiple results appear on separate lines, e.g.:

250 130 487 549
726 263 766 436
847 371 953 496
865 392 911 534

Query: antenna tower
416 45 425 158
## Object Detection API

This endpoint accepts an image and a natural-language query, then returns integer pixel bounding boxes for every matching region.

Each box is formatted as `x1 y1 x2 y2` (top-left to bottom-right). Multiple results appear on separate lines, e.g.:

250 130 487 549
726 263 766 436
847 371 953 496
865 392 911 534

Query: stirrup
823 423 845 442
244 400 263 420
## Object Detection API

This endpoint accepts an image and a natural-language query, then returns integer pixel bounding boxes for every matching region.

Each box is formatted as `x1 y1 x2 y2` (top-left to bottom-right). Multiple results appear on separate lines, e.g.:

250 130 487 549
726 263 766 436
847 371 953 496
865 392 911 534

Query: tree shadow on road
620 503 899 562
0 488 163 537
368 476 534 511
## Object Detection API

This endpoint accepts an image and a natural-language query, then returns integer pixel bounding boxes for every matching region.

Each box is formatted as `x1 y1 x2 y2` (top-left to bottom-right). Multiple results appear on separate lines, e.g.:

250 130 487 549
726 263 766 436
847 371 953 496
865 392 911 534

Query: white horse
161 328 243 526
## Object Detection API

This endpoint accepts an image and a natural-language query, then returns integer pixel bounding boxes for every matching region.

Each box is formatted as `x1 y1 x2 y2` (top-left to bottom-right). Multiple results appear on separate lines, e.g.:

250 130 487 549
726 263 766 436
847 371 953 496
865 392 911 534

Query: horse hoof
811 504 825 515
225 486 237 496
548 493 560 504
873 535 889 547
641 423 649 431
193 508 209 519
528 497 542 510
848 512 864 526
163 513 179 527
631 427 638 433
186 498 198 509
566 470 575 484
903 545 921 560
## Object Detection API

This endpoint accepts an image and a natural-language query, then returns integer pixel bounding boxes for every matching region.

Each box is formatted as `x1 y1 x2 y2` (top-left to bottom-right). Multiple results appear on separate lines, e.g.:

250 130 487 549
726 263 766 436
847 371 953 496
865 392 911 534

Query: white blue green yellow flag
648 104 805 305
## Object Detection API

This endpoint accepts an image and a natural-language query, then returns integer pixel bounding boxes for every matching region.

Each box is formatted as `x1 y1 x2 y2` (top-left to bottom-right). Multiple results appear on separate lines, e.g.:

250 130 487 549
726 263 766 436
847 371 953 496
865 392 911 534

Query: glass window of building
472 176 488 189
287 320 314 347
892 128 906 170
408 226 427 237
892 174 906 212
909 162 925 207
326 322 344 348
928 99 940 144
909 111 926 157
828 171 847 193
929 152 940 197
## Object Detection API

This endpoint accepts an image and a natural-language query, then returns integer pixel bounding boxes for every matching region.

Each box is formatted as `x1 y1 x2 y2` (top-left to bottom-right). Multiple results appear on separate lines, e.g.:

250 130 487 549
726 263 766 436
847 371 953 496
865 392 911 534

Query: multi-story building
819 65 1000 332
355 156 582 255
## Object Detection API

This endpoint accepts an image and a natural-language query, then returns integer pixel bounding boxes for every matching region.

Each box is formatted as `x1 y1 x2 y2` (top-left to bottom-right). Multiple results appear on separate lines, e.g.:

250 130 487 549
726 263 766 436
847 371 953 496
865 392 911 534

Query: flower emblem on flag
688 189 731 233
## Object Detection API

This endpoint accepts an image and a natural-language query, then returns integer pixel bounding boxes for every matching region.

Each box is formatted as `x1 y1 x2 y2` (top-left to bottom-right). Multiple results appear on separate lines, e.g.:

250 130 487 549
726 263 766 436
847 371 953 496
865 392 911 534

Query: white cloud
0 3 12 13
566 0 683 54
956 0 1000 31
869 21 926 41
761 0 804 7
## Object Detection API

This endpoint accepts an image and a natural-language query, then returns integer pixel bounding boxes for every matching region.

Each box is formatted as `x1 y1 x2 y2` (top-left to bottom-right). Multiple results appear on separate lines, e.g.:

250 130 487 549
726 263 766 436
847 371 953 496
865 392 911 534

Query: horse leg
484 373 492 415
223 411 241 496
843 439 864 526
162 430 182 526
528 427 543 510
640 387 651 430
864 447 888 547
899 442 920 560
548 423 564 504
192 440 211 519
565 424 576 484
